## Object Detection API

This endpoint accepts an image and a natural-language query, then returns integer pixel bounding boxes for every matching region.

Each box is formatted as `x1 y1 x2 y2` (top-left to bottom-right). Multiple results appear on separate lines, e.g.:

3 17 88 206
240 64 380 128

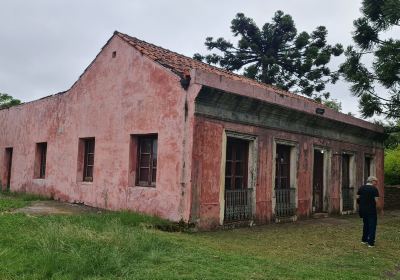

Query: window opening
137 135 158 186
83 138 95 182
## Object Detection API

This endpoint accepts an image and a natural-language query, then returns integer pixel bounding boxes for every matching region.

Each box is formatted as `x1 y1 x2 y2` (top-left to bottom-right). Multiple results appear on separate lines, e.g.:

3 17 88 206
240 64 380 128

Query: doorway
364 156 375 184
313 149 324 213
341 153 355 212
5 148 13 191
224 137 252 222
274 143 296 218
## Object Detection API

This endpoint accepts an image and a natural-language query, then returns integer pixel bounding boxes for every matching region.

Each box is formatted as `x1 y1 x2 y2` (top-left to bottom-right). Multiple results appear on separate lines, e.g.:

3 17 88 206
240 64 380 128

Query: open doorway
224 137 251 222
274 142 298 219
364 155 375 184
313 149 324 213
341 153 356 212
220 132 257 225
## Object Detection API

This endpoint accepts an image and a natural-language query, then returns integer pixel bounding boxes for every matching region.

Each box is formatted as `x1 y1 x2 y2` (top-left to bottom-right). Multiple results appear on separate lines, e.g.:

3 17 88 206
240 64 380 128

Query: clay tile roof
114 31 321 105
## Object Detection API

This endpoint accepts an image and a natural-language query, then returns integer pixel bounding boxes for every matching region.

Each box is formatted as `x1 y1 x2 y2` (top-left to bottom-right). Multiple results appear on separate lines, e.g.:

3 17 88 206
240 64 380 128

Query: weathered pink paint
0 32 385 229
191 116 384 228
0 34 195 222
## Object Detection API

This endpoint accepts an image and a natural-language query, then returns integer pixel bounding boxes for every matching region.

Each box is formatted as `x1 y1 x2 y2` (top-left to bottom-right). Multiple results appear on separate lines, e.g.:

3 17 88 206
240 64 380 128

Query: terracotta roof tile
115 31 321 106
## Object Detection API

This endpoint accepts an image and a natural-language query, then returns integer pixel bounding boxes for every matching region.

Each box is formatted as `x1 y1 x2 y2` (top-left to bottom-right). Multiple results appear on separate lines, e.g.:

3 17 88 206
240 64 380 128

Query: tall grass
0 195 399 279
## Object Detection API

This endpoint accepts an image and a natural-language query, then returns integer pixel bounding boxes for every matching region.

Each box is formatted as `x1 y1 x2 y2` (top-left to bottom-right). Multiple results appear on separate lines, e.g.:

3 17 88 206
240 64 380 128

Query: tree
323 99 342 112
0 93 21 109
340 0 400 119
385 146 400 185
194 11 344 100
382 120 400 149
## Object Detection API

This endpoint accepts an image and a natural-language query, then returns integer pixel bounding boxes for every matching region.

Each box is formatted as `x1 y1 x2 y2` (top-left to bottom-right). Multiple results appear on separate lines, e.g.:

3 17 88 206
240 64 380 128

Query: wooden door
313 150 324 212
225 138 249 190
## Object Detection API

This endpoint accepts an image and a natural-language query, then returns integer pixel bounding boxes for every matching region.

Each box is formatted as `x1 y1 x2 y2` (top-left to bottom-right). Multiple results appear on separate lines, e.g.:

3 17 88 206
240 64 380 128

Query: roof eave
191 68 384 134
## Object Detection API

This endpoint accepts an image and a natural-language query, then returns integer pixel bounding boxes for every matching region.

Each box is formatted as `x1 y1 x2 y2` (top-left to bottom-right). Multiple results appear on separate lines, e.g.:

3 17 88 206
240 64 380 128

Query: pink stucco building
0 31 384 229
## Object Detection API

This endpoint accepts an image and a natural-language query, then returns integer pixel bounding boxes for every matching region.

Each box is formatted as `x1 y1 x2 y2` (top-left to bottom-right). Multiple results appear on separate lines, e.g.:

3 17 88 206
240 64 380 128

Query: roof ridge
114 31 321 106
115 31 191 62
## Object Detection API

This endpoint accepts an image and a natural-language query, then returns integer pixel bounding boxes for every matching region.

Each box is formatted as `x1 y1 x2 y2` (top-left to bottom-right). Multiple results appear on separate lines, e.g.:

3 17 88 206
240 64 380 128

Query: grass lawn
0 192 47 212
0 194 399 279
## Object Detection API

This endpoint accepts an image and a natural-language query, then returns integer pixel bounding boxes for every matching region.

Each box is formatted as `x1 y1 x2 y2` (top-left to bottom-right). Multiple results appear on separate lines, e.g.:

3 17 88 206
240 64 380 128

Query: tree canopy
194 11 344 101
340 0 400 119
0 93 21 109
322 99 342 112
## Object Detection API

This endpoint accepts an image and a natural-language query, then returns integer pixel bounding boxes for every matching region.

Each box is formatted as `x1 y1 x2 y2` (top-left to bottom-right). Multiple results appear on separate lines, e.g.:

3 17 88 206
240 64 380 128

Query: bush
385 147 400 185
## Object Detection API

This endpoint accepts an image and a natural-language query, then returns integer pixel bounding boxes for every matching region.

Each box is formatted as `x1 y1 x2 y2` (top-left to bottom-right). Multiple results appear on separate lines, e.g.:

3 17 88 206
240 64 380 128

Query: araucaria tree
0 93 21 109
194 11 344 100
340 0 400 119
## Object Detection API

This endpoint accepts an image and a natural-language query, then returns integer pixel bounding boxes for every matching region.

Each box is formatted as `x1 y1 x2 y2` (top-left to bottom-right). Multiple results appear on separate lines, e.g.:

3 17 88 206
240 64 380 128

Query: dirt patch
13 200 102 215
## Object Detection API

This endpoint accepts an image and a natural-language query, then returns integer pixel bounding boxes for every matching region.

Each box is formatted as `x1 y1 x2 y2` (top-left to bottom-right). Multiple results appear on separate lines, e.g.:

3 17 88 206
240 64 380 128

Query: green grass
0 191 47 211
0 195 399 279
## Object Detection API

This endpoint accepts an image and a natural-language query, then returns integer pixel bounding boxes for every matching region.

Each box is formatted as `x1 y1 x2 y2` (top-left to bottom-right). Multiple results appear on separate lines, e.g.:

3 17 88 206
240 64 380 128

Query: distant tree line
0 93 21 109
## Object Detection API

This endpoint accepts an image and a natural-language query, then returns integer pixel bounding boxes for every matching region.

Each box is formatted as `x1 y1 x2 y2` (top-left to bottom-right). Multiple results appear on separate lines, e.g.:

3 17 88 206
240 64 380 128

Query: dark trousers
362 215 377 245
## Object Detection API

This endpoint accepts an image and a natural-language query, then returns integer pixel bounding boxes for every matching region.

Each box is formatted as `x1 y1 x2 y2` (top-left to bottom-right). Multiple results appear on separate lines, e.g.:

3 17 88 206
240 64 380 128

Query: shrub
385 147 400 185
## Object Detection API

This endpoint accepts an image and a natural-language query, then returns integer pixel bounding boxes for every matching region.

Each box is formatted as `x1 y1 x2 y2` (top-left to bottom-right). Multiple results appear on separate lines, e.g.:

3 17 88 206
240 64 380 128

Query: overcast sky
0 0 371 116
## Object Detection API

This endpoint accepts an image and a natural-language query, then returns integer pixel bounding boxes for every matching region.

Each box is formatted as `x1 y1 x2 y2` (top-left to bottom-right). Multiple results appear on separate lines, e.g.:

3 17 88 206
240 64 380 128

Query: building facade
0 32 384 229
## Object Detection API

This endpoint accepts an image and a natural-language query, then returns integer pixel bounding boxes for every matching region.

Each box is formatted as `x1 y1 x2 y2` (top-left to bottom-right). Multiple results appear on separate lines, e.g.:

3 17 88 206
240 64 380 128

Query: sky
0 0 371 117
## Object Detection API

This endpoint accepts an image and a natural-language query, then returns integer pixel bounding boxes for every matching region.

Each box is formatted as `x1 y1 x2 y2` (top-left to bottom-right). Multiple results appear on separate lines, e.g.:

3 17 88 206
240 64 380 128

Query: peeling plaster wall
0 35 385 229
0 36 193 222
191 116 384 230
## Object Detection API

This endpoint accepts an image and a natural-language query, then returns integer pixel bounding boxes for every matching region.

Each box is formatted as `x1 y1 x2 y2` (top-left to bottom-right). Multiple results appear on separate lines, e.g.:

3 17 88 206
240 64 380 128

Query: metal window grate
275 188 296 217
224 188 253 222
342 187 354 211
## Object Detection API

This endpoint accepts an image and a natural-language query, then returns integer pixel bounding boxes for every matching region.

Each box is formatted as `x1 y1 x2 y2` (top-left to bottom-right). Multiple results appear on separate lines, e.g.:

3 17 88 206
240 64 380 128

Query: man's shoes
368 244 375 248
361 241 368 245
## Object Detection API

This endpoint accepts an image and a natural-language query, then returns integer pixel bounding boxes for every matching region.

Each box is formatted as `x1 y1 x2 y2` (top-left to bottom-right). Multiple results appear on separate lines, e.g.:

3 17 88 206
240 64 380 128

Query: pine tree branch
365 89 392 102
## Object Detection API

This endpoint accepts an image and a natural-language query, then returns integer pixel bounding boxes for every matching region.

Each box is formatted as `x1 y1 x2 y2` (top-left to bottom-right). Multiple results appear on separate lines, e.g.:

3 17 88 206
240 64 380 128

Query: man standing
357 176 379 247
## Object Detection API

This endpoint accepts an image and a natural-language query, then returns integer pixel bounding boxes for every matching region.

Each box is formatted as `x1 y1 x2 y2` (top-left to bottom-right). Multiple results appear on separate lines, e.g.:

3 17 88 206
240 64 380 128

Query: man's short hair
367 176 378 183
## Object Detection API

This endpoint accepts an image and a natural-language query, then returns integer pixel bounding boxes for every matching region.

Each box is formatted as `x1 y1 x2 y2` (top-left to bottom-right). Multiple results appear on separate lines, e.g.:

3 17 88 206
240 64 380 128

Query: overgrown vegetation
0 194 399 279
385 147 400 185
